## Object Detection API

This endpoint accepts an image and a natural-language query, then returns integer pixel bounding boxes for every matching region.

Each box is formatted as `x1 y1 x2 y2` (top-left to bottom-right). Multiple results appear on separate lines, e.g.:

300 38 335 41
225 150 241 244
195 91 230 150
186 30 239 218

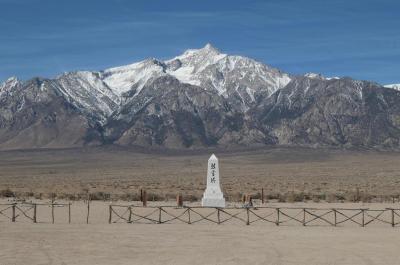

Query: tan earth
1 146 400 264
1 200 400 265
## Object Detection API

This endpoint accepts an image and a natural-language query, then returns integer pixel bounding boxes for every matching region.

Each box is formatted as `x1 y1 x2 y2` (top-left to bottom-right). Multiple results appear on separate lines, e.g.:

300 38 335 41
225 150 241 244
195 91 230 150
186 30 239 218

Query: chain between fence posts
108 205 112 224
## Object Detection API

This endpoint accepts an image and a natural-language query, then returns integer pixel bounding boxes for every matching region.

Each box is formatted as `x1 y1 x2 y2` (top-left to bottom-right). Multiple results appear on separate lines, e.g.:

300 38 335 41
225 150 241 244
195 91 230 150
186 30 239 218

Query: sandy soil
1 219 400 265
1 201 400 264
1 146 400 264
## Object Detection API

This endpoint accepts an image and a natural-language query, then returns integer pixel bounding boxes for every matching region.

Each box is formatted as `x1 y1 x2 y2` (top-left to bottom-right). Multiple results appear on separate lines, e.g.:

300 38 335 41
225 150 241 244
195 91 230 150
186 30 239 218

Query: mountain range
1 44 400 150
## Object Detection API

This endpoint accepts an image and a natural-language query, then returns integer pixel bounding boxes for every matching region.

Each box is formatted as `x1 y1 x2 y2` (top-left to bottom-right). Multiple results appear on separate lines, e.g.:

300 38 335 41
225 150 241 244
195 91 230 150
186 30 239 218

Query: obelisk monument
201 154 225 207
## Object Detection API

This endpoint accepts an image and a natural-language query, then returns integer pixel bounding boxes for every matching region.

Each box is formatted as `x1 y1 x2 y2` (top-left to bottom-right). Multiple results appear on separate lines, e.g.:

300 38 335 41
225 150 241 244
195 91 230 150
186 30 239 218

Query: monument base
201 197 226 208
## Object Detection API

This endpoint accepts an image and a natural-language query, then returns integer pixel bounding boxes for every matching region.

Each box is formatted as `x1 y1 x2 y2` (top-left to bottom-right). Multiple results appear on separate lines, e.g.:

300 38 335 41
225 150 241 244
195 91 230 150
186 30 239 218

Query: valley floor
0 146 400 202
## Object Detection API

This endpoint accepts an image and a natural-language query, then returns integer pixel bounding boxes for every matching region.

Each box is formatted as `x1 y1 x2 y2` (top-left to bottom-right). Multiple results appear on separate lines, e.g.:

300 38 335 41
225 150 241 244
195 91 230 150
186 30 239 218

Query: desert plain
1 146 400 265
1 146 400 201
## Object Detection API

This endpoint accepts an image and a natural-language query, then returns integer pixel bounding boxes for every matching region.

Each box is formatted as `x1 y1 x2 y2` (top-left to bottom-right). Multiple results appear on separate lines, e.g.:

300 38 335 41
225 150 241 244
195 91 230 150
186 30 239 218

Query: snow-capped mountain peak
304 72 325 79
1 44 292 123
165 44 291 102
385 84 400 91
165 43 227 85
173 43 223 62
0 76 20 91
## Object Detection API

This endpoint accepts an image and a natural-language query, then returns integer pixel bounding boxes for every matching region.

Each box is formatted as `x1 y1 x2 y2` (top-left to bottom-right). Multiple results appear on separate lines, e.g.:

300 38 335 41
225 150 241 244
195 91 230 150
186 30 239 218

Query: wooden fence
2 202 400 227
0 203 71 223
109 205 400 227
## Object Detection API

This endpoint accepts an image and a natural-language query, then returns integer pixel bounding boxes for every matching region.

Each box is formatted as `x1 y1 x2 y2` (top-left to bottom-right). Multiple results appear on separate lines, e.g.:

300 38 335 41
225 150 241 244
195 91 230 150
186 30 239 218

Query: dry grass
0 146 400 202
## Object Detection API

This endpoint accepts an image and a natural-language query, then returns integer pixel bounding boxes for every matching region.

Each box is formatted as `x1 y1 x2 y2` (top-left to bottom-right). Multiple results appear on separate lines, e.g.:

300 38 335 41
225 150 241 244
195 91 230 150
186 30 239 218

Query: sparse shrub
182 194 198 202
23 191 34 198
277 194 286 203
252 192 262 200
0 189 15 198
34 193 43 200
146 192 163 201
326 193 337 203
312 196 320 203
285 192 305 203
118 193 140 201
90 191 111 201
267 193 280 201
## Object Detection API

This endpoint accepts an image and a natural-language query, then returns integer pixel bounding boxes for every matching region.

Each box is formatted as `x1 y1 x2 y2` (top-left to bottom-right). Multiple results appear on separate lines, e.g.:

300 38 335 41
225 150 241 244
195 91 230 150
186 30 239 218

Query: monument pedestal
201 154 225 208
201 196 225 208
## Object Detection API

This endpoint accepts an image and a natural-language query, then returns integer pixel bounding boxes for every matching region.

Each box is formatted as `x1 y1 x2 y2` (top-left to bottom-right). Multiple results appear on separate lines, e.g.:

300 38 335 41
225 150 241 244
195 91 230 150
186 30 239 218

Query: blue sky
0 0 399 84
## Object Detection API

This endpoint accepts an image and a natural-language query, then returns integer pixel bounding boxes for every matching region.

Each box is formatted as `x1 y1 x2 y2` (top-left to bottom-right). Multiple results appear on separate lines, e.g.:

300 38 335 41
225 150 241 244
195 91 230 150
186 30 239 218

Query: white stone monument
201 154 225 207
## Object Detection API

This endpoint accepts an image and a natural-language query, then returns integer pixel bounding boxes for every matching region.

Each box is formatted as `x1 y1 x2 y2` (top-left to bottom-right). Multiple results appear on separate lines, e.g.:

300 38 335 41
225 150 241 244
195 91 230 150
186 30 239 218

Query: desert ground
0 146 400 202
1 146 400 264
1 200 400 265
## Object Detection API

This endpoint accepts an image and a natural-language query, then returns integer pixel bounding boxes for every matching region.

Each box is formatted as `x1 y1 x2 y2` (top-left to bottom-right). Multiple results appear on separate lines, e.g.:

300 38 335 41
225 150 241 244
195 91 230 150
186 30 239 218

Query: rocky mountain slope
1 44 400 150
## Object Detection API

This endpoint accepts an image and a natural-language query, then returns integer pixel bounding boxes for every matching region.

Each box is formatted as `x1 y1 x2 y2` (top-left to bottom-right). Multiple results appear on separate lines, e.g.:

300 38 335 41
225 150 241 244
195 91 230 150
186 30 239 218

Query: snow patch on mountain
0 76 20 91
56 71 120 123
385 84 400 91
304 73 325 79
102 58 166 96
166 43 227 86
304 73 340 81
0 76 21 99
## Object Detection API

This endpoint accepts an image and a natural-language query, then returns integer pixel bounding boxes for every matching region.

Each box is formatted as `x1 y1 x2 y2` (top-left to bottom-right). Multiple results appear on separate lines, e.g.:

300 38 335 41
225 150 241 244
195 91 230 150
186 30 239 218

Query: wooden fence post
361 209 365 227
86 196 90 224
333 209 337 226
261 188 264 204
217 208 221 224
51 201 55 224
12 203 16 222
188 208 191 224
158 207 162 224
108 205 112 224
128 206 132 223
303 208 306 226
142 190 147 207
68 203 71 224
140 189 143 202
177 194 183 207
276 208 280 226
246 208 250 225
33 204 37 223
392 209 395 227
356 187 360 202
